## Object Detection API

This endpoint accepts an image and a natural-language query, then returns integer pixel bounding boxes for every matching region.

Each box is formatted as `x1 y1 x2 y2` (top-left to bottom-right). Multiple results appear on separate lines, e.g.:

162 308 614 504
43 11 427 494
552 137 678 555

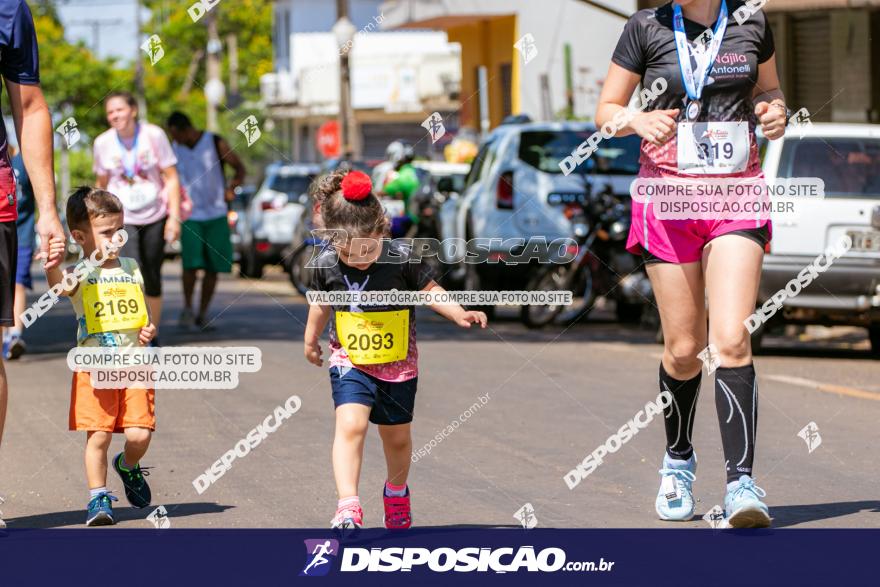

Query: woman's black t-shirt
611 1 775 172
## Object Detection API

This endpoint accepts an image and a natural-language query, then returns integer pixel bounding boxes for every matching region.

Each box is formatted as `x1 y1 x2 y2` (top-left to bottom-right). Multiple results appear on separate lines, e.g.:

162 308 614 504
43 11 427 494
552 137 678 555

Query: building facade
378 0 638 129
263 0 462 161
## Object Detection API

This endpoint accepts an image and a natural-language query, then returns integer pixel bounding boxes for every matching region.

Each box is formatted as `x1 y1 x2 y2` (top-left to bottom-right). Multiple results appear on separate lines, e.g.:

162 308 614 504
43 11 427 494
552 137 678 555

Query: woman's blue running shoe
655 452 697 521
724 475 771 528
86 492 118 527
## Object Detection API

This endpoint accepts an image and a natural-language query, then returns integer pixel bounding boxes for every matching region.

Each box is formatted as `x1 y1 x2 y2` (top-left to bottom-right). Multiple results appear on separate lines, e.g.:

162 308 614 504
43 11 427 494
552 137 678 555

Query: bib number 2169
83 281 149 334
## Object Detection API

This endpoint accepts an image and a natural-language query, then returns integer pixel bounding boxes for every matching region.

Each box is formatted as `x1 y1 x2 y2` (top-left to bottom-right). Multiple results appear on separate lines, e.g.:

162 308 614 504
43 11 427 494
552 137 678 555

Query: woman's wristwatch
771 101 793 125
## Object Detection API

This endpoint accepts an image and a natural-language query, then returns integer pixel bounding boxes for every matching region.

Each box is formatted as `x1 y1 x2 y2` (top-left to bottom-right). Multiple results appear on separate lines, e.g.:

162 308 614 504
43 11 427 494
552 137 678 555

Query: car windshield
778 138 880 197
268 173 315 200
415 169 468 193
444 173 468 193
518 130 641 175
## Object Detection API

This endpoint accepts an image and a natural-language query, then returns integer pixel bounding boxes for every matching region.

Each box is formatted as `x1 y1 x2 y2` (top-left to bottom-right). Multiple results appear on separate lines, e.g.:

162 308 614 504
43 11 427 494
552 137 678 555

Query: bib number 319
336 310 409 365
677 121 749 175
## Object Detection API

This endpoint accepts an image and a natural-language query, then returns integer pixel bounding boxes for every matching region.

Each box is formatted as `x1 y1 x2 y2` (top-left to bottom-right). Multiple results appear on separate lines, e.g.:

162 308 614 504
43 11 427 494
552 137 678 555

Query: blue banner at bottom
0 528 875 585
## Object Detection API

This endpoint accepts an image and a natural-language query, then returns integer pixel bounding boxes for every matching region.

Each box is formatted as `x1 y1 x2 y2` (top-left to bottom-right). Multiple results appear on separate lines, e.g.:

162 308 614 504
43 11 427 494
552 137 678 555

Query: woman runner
595 0 788 528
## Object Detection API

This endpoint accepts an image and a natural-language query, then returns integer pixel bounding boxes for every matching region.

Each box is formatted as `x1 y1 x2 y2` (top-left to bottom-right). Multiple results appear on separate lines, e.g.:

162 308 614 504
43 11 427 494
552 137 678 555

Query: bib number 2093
336 310 409 365
346 332 395 352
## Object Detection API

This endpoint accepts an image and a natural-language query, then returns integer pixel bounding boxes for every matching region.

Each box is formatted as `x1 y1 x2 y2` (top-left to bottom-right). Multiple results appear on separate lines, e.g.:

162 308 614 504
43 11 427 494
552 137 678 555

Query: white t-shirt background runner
93 122 178 225
172 132 227 222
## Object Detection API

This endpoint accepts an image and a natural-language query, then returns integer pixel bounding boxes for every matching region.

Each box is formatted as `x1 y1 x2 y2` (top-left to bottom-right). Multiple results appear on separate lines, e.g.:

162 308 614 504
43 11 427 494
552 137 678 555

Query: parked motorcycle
520 183 653 329
287 191 425 295
287 206 325 296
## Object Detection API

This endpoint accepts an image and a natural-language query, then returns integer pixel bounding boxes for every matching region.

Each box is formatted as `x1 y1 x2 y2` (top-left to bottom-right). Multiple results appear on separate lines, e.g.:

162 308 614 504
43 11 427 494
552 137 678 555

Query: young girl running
304 170 487 531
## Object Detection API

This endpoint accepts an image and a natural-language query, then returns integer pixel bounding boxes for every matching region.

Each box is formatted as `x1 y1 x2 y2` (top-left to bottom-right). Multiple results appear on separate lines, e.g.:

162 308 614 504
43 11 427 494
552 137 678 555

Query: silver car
239 163 320 278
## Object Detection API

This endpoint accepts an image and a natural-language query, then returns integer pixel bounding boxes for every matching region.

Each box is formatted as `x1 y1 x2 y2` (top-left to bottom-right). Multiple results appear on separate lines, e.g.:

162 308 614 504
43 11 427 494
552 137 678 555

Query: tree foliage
27 1 274 188
141 0 274 179
29 2 129 187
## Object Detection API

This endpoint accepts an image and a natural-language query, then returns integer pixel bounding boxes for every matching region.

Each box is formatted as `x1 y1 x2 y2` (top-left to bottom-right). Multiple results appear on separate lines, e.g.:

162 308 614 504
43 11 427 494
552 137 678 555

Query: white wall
273 0 385 71
517 0 638 121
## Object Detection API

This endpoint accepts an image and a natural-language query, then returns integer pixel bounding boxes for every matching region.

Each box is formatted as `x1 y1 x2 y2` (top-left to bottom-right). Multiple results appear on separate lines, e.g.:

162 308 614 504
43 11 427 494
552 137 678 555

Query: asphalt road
2 261 878 529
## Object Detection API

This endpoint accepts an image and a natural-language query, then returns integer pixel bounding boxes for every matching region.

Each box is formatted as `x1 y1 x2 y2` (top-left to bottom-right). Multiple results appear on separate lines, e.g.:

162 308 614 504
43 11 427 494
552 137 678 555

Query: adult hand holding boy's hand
139 322 157 346
37 213 66 270
40 236 67 267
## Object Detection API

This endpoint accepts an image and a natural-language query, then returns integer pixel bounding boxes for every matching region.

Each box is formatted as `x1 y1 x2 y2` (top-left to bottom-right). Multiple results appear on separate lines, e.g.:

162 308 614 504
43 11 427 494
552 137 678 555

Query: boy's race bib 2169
82 280 149 334
336 310 409 365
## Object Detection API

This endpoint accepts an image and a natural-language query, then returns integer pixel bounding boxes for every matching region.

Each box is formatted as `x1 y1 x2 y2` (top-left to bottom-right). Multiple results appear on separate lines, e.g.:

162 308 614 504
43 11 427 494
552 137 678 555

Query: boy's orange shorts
69 371 156 433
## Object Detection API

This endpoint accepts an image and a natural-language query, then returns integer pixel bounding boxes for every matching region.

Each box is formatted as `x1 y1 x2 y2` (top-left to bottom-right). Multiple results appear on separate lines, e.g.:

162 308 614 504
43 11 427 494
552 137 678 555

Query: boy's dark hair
66 186 124 232
315 169 387 239
167 111 193 130
105 91 138 110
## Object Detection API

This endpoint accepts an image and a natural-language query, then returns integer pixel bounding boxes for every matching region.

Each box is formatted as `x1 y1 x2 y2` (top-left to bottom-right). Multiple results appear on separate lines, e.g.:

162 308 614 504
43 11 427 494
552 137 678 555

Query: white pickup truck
755 123 880 356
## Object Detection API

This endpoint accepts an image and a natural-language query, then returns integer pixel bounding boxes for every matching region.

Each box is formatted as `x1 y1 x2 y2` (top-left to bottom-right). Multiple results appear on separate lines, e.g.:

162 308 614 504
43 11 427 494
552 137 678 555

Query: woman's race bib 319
677 121 749 175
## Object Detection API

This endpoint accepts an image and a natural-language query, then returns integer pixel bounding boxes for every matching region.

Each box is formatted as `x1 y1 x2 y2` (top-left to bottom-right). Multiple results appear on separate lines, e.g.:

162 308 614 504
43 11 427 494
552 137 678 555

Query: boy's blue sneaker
113 452 152 508
724 475 771 528
5 333 26 360
86 492 118 527
655 452 697 521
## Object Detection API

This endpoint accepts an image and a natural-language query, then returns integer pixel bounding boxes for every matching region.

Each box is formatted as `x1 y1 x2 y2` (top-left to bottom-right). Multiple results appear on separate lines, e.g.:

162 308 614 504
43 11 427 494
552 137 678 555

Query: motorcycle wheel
289 244 316 296
521 266 570 329
239 246 263 279
463 262 495 319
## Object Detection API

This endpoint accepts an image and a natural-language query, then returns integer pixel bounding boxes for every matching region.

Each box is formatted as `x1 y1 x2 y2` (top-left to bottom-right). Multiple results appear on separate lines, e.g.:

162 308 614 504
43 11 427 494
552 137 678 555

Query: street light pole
134 0 147 120
205 11 223 132
334 0 358 159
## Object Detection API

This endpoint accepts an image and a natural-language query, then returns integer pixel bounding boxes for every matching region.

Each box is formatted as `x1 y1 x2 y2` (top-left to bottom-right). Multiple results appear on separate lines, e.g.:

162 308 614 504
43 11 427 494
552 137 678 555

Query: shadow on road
732 501 880 528
6 502 234 528
756 344 876 361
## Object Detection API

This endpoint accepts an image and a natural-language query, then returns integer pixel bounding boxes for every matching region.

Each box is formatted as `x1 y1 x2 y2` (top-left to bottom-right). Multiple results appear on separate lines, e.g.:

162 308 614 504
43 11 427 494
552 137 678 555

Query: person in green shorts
167 112 246 330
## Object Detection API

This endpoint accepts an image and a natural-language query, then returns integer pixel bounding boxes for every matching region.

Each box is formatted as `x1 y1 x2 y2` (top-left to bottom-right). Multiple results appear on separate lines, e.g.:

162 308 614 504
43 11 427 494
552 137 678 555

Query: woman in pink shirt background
93 91 181 341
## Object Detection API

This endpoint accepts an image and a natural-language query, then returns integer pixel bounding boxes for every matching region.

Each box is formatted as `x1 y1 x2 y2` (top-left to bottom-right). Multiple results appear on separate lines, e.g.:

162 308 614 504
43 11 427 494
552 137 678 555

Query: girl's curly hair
313 168 388 240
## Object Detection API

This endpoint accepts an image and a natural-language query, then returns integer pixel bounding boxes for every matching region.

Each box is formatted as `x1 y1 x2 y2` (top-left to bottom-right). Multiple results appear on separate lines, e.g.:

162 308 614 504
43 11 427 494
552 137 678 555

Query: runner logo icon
301 539 340 577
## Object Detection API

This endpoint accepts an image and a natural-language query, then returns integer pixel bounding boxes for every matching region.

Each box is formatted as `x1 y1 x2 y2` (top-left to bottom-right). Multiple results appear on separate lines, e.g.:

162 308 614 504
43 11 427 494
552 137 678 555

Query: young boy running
45 187 157 526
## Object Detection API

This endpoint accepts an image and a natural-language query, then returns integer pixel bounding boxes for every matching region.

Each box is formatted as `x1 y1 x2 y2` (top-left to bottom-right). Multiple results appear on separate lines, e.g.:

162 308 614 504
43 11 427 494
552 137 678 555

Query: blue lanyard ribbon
116 123 141 179
672 1 728 101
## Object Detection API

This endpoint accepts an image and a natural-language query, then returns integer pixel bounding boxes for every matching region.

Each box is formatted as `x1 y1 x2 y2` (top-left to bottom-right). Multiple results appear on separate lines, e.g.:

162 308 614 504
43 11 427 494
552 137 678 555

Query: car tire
239 246 263 279
869 325 880 359
521 266 567 329
615 300 643 324
463 262 495 319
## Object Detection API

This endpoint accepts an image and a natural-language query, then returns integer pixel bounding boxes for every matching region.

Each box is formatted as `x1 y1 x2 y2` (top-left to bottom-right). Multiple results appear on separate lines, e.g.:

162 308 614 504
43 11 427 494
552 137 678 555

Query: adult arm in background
161 164 181 242
5 79 64 269
216 135 246 200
